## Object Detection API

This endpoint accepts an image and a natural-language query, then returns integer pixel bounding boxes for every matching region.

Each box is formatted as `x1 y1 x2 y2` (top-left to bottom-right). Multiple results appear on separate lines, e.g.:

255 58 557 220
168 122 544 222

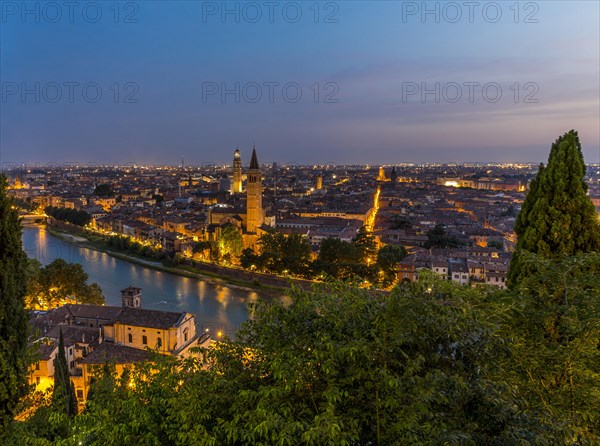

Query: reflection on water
21 224 262 337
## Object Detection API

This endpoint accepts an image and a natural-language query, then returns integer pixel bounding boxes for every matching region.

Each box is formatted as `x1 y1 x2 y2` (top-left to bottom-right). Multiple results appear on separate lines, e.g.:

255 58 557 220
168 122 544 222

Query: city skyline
2 1 599 165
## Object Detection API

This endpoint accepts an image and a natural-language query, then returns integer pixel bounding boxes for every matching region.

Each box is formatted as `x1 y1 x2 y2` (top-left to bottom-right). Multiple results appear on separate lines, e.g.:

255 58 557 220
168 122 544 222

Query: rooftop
79 343 157 365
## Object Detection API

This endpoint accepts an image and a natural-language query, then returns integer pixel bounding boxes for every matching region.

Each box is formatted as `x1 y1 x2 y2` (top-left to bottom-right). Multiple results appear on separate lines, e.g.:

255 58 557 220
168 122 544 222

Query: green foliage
424 223 463 249
501 253 600 443
25 258 105 308
106 235 164 260
92 184 114 197
315 238 360 280
487 240 503 250
52 330 78 417
247 231 312 276
352 226 377 264
0 175 30 439
217 224 243 263
376 244 407 286
239 247 260 270
14 256 600 444
45 206 91 227
509 130 600 286
10 390 73 444
12 196 36 212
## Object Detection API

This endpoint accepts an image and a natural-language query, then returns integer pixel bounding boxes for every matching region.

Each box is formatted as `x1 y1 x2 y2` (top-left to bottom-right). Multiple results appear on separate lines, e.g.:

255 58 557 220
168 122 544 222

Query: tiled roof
79 342 157 365
65 304 122 321
35 341 58 360
46 325 99 347
111 307 186 330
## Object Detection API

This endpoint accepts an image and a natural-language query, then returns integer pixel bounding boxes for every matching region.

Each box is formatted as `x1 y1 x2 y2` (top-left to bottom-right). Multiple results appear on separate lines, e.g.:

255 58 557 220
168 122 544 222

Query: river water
21 224 257 337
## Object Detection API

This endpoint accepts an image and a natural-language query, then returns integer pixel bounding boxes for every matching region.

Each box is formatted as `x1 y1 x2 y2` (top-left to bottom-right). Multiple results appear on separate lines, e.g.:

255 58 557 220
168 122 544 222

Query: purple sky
1 1 599 165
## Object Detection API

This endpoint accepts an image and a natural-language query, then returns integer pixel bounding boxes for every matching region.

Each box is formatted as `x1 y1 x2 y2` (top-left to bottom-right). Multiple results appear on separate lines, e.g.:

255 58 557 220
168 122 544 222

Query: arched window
142 335 147 345
128 333 133 343
183 327 189 343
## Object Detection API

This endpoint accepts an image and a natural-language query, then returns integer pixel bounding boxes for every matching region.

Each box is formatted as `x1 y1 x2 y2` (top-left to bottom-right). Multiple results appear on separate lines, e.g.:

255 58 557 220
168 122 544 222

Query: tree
424 223 463 249
353 225 377 265
93 184 114 197
500 253 600 442
25 259 105 309
389 215 411 230
316 237 359 279
248 231 312 276
53 330 78 417
279 234 312 276
508 130 600 287
487 240 503 250
45 205 91 227
15 270 600 444
239 247 260 270
217 224 243 263
0 175 30 437
376 244 407 286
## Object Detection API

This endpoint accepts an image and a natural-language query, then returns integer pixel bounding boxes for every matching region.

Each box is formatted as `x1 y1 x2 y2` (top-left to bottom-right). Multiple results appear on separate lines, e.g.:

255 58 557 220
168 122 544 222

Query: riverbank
43 222 304 297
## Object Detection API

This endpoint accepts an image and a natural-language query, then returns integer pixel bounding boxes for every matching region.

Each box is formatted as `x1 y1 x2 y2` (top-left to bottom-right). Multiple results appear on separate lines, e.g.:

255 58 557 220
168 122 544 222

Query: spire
249 146 259 170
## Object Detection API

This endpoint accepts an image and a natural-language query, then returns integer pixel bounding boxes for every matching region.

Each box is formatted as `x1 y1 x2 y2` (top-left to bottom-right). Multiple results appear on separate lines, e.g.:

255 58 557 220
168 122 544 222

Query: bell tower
246 146 263 233
121 286 142 309
232 148 242 194
316 175 323 190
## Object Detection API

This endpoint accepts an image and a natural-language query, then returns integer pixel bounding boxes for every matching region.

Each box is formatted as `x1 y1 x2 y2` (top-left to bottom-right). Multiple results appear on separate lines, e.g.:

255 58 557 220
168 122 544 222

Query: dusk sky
1 1 599 165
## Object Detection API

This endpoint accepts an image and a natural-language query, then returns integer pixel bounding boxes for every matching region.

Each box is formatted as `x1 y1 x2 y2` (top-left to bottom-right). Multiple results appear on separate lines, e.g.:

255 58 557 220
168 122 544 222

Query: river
21 224 258 337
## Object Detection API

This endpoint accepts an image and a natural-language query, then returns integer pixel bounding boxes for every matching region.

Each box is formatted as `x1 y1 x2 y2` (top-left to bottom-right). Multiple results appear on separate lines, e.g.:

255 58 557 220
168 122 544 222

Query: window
184 328 189 343
35 362 40 370
36 377 40 384
128 333 133 343
142 335 148 345
70 361 75 369
76 389 84 399
157 337 162 348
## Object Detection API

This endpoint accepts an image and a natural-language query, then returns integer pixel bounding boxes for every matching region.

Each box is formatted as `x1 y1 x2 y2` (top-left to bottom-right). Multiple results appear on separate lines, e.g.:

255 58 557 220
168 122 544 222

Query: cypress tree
0 175 29 435
508 130 600 286
52 330 77 416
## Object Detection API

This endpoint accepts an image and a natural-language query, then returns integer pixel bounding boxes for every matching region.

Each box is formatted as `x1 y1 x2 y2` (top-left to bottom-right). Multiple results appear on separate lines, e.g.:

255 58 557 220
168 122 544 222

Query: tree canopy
424 223 463 249
25 258 105 309
45 206 91 227
0 175 30 439
13 262 600 444
92 184 115 197
509 130 600 286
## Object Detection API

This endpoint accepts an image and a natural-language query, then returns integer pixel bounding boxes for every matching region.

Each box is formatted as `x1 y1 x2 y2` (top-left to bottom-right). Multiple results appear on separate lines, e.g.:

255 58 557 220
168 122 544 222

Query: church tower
232 148 242 194
377 166 386 181
121 286 142 309
246 146 263 233
390 166 398 186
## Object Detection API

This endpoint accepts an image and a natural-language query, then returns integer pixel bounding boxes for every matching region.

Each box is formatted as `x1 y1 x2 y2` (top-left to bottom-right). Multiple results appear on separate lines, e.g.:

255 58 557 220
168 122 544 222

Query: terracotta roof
79 342 156 365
